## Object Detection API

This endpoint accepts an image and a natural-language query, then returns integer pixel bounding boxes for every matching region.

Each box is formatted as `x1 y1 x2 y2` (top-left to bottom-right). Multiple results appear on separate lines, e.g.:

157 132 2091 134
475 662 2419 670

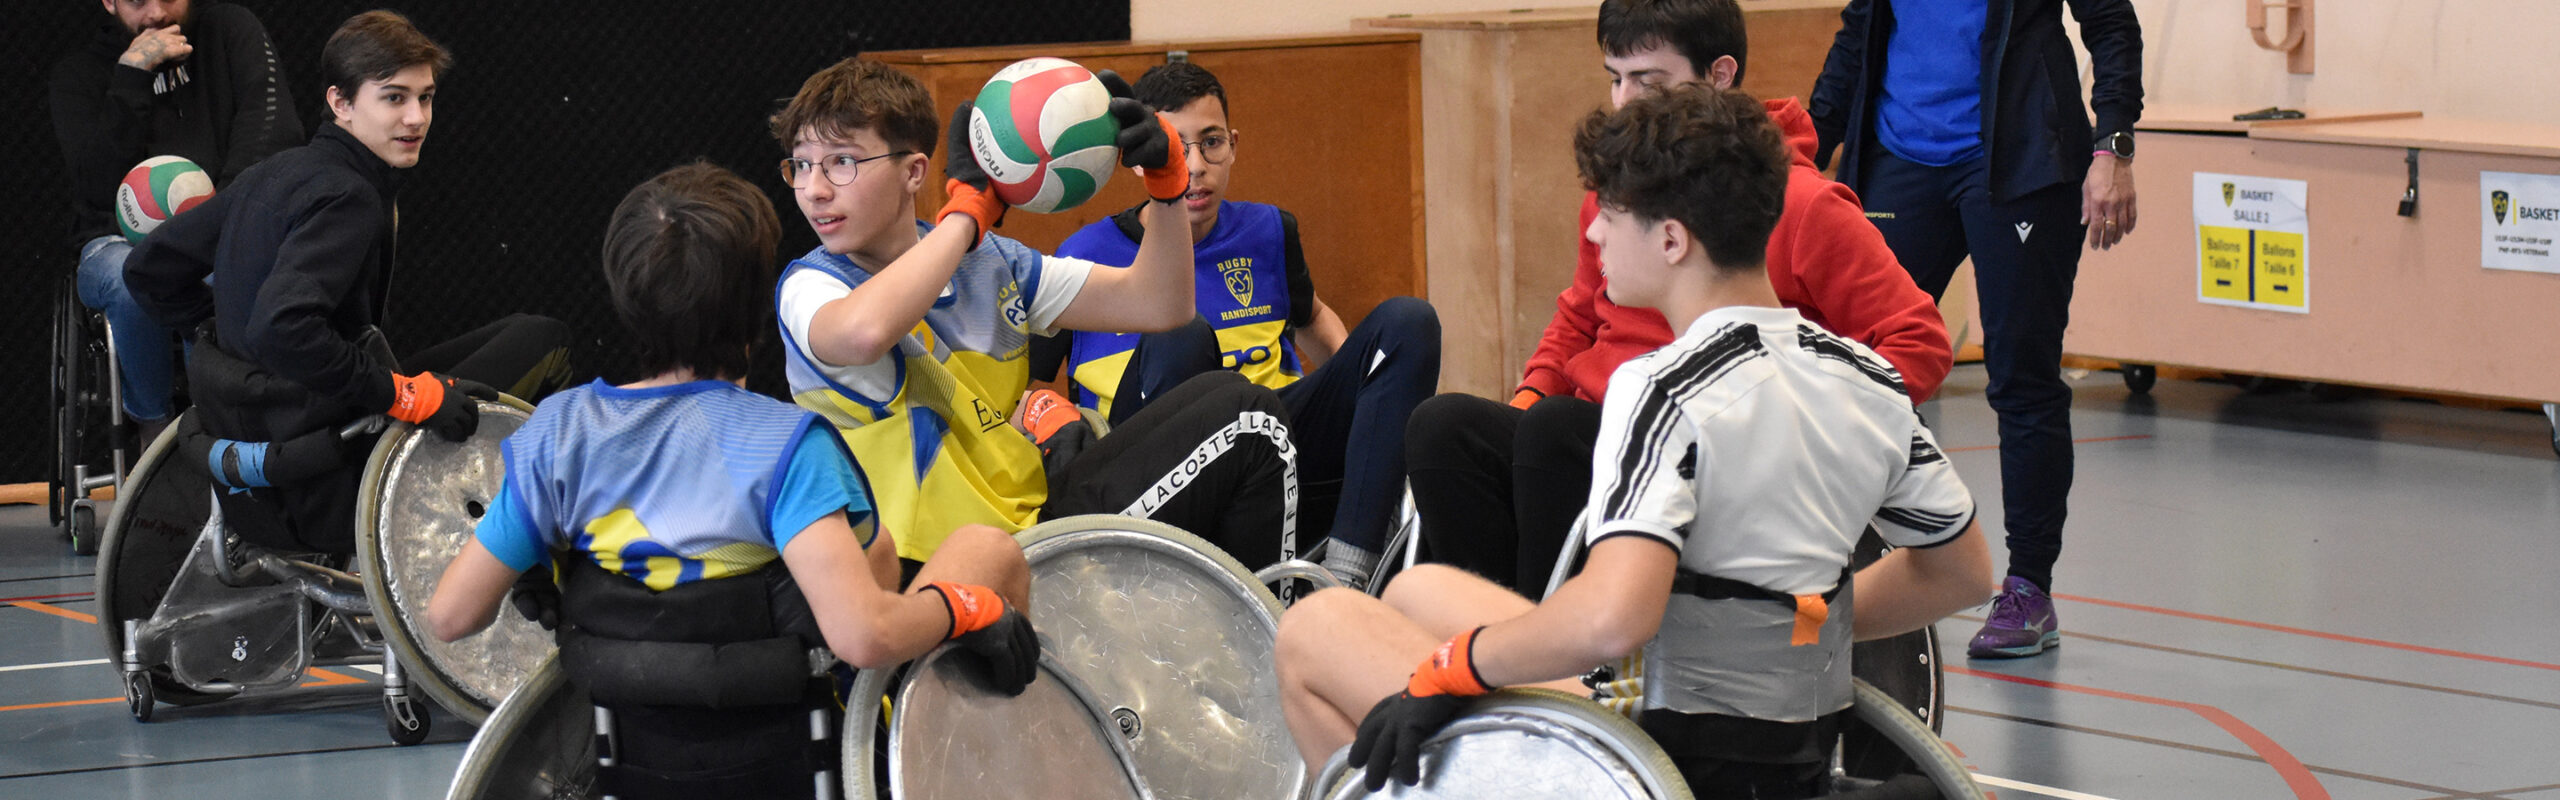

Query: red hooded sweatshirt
1519 97 1951 404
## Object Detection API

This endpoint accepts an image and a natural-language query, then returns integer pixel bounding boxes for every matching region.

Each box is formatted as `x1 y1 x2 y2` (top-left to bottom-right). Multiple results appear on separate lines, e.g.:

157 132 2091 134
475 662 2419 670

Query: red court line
0 592 93 604
2055 593 2560 673
6 601 97 625
0 696 123 713
1942 434 2151 454
1950 666 2328 800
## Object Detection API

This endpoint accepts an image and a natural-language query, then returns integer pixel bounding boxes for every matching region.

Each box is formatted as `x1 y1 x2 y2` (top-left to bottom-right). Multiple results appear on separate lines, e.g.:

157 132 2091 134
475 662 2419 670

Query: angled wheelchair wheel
1849 528 1943 733
444 654 600 800
52 280 116 545
1831 679 1987 800
93 413 235 708
844 515 1300 800
1313 688 1694 800
356 397 548 727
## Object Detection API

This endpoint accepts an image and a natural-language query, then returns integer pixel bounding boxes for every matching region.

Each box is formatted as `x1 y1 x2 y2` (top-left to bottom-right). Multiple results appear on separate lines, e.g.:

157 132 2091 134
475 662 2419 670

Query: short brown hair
322 11 451 103
600 162 783 381
1597 0 1749 85
771 58 939 156
1574 83 1788 272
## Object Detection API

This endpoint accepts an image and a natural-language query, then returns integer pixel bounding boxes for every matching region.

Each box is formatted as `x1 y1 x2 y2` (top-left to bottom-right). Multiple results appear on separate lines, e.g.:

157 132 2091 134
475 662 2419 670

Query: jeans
76 235 174 422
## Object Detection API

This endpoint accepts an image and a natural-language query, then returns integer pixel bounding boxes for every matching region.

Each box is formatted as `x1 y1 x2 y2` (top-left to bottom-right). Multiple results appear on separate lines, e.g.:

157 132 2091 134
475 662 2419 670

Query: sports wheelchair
93 396 553 744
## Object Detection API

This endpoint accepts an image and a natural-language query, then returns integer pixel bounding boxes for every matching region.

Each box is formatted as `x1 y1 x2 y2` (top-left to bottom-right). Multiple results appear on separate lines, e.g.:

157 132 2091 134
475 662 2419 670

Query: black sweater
128 123 403 420
1808 0 2143 204
48 3 301 248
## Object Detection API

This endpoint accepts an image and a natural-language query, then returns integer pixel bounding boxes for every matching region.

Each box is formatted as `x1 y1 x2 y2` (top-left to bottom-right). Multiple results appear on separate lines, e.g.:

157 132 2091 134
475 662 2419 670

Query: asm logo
1219 257 1254 306
2494 190 2510 224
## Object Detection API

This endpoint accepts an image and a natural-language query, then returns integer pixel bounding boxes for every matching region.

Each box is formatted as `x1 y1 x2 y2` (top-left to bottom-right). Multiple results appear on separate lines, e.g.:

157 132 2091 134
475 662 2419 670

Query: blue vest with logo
1055 200 1297 418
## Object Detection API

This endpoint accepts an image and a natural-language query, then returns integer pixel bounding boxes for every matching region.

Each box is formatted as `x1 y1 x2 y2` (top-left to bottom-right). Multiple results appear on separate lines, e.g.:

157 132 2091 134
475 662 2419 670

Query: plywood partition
869 34 1424 335
1367 2 1848 397
2070 115 2560 403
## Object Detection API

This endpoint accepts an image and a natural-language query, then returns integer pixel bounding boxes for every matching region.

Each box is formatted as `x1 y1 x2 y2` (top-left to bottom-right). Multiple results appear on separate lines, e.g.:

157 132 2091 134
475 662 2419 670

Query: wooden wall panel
874 34 1423 332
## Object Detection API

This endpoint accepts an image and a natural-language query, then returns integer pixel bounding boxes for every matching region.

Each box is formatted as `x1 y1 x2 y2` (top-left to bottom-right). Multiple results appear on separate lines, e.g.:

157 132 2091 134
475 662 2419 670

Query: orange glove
939 178 1006 241
938 101 1009 242
1408 626 1493 698
924 581 1041 695
387 372 493 441
1508 388 1544 411
1018 389 1080 444
1097 70 1189 203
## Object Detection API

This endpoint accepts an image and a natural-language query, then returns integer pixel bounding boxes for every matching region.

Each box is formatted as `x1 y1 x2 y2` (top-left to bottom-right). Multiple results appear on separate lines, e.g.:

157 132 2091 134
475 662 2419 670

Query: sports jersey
1581 305 1973 722
776 222 1093 561
474 380 874 591
1051 200 1314 418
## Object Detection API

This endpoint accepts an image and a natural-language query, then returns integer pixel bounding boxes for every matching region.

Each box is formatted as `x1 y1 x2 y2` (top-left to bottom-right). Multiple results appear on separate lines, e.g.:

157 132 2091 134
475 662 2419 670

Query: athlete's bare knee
1379 563 1472 607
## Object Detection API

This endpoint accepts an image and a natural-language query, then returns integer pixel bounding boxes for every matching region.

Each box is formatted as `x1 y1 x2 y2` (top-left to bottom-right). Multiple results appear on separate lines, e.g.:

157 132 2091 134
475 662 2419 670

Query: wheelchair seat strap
1669 565 1851 647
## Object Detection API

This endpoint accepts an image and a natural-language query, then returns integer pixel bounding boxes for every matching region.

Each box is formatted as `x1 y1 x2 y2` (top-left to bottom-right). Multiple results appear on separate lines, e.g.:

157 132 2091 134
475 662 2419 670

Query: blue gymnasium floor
1 363 2555 799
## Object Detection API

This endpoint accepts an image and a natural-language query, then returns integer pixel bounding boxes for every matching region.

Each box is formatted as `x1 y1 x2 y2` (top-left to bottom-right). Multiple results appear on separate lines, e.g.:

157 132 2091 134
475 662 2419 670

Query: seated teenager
770 58 1299 571
1405 0 1950 593
426 163 1038 798
124 11 573 556
1274 85 1994 799
1040 62 1442 587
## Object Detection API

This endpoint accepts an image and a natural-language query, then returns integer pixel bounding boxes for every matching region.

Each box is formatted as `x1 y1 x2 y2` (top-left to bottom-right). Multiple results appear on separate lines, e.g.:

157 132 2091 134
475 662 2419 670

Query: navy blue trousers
1115 297 1440 555
1860 150 2083 591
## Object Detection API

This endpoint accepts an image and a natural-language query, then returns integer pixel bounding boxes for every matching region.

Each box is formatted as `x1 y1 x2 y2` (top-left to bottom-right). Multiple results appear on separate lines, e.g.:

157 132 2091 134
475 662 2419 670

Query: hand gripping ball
117 155 215 243
968 57 1120 214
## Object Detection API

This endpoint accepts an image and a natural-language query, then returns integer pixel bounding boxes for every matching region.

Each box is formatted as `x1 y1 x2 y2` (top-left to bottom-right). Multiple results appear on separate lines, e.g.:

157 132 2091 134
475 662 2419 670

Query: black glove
1349 689 1472 790
950 604 1041 696
1096 69 1188 202
508 566 560 630
946 100 993 191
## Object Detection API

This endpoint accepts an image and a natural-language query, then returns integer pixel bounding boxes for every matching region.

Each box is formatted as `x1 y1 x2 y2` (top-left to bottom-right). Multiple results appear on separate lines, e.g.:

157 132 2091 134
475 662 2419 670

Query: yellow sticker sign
2192 173 2310 313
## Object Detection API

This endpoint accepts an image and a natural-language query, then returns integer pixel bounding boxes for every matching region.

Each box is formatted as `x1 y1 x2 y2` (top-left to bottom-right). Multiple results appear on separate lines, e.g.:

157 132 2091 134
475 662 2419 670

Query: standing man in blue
1044 62 1442 588
1809 0 2142 658
50 0 302 437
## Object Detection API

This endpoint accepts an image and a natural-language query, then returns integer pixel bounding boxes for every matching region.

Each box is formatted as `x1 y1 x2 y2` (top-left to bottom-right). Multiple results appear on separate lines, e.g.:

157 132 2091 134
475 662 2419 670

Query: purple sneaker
1967 576 2060 658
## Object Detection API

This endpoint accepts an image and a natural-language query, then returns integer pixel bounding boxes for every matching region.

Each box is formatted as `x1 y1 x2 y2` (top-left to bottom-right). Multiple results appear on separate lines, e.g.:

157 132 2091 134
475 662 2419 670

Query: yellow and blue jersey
473 380 874 591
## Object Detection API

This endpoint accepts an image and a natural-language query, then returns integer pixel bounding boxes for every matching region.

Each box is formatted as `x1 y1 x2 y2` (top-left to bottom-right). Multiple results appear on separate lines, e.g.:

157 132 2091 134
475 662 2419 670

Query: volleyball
116 155 215 243
967 57 1119 214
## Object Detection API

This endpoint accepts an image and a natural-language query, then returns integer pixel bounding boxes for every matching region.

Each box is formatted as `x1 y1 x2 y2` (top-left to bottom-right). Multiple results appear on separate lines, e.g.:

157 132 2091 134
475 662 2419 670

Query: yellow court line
7 600 98 625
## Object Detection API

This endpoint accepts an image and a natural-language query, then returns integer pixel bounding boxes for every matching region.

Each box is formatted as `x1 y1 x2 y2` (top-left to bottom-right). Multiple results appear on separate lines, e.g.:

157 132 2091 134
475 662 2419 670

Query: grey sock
1322 541 1381 588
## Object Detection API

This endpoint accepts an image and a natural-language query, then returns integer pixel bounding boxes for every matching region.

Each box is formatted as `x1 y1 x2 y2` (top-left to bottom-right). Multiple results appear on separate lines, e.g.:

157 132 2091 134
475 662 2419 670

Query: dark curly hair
1573 83 1787 272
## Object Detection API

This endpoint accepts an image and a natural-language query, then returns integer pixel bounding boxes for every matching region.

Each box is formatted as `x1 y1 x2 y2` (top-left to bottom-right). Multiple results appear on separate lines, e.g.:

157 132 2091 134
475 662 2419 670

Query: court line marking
0 740 436 780
1950 614 2560 712
6 600 96 624
1948 665 2330 800
1971 773 2123 800
0 696 122 713
1942 434 2151 454
0 658 110 674
2054 592 2560 673
0 591 93 604
0 573 94 585
1949 705 2482 797
0 669 379 716
2411 784 2560 800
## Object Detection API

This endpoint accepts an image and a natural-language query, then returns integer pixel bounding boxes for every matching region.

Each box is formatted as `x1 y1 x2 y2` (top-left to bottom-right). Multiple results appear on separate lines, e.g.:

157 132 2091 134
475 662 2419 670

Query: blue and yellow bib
778 229 1051 561
1055 200 1297 418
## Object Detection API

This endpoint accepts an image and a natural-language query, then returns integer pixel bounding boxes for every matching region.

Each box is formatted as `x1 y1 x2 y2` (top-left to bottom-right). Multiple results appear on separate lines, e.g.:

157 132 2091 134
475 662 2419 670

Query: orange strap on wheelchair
926 581 1005 641
1789 593 1829 647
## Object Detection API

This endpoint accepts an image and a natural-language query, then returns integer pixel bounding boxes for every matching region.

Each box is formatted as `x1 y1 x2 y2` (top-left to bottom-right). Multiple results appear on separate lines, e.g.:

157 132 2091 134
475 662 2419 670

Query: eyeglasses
1182 130 1238 165
779 151 916 188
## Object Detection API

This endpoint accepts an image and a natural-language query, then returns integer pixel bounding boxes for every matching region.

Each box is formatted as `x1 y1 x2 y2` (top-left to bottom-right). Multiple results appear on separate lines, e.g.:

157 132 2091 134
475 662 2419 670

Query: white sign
2192 172 2310 313
2481 170 2560 274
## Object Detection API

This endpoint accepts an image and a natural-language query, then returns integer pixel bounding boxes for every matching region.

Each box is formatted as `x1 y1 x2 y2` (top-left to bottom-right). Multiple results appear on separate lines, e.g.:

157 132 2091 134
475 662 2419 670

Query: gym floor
2 363 2554 799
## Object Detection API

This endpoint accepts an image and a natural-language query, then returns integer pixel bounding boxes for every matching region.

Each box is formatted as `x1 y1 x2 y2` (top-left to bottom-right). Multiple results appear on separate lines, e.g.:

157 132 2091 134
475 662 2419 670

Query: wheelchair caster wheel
67 504 100 557
125 673 155 723
385 694 432 745
2121 363 2156 394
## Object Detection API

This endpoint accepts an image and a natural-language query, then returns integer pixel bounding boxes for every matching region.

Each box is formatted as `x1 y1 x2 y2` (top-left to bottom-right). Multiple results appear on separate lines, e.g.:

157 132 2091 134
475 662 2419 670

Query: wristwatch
2094 130 2135 160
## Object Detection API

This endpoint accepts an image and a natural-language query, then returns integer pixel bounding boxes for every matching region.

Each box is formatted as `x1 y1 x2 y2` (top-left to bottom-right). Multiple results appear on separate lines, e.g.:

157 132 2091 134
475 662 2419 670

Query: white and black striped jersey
1581 306 1973 597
